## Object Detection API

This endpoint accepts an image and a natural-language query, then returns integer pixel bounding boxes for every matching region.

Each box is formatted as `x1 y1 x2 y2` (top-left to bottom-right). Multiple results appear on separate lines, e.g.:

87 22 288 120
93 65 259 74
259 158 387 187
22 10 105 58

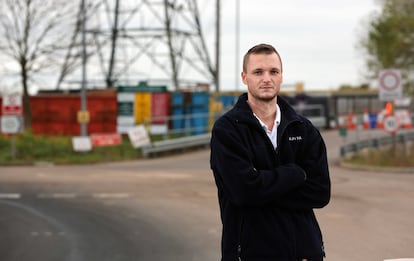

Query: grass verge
343 142 414 168
0 132 141 165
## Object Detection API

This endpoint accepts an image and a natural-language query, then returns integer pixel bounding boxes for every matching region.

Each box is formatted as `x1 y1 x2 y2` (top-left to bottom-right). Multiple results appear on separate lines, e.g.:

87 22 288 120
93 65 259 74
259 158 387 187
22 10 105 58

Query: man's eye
253 71 262 75
271 70 279 75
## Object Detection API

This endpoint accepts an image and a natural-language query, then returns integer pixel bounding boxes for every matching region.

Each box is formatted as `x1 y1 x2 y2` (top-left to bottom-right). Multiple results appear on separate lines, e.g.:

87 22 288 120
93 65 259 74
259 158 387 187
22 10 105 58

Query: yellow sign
77 110 90 123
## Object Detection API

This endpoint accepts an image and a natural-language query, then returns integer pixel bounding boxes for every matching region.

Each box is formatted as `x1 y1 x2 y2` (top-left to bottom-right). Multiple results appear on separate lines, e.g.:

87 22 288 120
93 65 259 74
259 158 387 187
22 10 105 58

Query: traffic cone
338 113 346 129
346 112 357 130
376 109 385 129
363 109 370 129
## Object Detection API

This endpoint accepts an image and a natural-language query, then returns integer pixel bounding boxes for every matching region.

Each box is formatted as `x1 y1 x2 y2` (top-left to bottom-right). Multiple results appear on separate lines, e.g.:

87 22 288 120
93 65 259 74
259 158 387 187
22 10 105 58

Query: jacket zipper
237 217 244 260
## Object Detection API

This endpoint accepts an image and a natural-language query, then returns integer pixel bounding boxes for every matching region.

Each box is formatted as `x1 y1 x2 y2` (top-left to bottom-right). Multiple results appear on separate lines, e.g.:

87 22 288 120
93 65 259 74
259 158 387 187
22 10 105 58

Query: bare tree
0 0 78 131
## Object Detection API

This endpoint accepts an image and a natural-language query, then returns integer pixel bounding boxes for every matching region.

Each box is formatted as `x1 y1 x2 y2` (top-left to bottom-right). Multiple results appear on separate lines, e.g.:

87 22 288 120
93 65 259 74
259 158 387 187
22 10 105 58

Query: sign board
90 133 122 147
1 116 23 134
77 110 90 124
117 81 167 93
72 136 92 152
378 69 402 101
383 115 399 134
394 97 411 107
127 125 151 148
395 109 412 128
117 92 135 132
2 95 23 115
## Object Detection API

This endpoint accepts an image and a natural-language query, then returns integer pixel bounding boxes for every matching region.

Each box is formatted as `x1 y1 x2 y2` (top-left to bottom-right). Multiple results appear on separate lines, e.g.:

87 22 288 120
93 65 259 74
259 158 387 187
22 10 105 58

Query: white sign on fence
72 136 92 152
1 116 23 134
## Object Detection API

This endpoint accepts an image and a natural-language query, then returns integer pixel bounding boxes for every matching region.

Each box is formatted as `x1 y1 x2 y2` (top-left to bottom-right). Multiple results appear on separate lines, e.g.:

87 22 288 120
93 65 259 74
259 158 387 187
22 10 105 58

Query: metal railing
340 131 414 157
139 112 220 157
143 111 220 138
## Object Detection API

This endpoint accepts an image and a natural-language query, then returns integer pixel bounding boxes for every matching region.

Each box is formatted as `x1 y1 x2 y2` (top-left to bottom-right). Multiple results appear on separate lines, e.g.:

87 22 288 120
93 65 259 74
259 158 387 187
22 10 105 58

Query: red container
30 94 117 135
151 93 170 124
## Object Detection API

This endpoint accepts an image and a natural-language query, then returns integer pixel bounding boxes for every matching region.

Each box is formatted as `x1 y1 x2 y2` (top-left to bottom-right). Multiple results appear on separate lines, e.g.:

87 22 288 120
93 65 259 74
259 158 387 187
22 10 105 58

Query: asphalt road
0 129 413 261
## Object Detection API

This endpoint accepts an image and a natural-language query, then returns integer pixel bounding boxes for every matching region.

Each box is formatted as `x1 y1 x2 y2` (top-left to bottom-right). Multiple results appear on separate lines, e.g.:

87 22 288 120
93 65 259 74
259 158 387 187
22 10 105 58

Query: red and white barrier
346 112 357 130
337 110 412 130
395 109 412 129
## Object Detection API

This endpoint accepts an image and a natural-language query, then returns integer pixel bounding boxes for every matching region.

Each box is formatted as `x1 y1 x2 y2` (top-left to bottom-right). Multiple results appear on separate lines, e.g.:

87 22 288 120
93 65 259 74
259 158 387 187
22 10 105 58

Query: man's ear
241 71 247 85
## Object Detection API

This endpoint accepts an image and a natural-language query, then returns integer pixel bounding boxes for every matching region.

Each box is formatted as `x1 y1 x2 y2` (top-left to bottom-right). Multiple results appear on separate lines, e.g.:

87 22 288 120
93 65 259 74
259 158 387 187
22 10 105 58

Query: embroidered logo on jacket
288 136 302 141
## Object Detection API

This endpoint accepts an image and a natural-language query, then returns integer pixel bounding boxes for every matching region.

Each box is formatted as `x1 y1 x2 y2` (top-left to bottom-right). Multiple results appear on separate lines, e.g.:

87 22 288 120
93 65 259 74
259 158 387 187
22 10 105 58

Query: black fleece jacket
210 93 331 261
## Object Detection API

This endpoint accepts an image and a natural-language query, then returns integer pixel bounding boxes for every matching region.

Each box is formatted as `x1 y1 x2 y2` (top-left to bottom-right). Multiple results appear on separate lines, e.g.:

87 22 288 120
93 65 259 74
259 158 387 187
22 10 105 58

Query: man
210 43 331 261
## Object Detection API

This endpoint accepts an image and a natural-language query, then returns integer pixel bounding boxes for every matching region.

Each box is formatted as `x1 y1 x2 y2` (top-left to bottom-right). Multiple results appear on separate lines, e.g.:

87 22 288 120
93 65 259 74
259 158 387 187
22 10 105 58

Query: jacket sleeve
276 126 331 210
210 118 306 207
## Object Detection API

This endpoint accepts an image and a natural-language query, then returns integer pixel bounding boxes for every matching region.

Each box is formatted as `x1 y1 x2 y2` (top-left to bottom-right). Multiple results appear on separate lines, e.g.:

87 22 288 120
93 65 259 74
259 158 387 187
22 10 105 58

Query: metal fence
143 111 221 139
340 131 414 157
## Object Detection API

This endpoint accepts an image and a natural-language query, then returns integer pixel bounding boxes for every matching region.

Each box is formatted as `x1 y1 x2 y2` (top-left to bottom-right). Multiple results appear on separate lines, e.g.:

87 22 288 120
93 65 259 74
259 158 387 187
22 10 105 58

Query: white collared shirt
253 104 281 149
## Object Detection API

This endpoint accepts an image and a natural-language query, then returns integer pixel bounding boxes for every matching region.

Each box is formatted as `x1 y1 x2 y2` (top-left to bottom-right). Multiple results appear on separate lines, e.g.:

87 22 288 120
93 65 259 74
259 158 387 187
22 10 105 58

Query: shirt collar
275 104 281 127
253 103 282 130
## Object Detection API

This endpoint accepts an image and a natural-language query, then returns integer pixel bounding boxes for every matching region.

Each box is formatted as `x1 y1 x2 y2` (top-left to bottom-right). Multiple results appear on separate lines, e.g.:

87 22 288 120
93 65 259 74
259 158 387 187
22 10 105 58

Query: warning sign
378 69 402 101
127 125 150 148
2 95 23 115
383 115 399 134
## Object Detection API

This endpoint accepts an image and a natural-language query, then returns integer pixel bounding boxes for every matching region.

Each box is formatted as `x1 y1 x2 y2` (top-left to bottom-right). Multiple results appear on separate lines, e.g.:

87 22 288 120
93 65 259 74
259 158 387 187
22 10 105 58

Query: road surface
0 129 413 261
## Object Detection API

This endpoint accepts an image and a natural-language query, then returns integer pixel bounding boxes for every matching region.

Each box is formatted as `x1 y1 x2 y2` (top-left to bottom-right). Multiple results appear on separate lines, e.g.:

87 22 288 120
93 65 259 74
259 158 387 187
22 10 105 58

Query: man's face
241 52 283 102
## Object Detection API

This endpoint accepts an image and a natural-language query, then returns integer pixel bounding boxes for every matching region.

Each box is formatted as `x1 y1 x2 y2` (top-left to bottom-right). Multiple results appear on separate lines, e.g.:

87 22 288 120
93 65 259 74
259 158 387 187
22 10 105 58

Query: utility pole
215 0 221 92
235 0 240 90
80 0 88 136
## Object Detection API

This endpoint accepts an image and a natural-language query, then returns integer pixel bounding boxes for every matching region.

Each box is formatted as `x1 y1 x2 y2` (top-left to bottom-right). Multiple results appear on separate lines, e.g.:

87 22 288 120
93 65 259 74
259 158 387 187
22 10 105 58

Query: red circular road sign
383 115 399 134
379 70 400 91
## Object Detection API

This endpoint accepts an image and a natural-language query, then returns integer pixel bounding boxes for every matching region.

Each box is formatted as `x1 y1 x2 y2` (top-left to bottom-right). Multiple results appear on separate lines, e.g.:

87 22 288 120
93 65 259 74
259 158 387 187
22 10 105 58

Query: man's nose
263 72 271 82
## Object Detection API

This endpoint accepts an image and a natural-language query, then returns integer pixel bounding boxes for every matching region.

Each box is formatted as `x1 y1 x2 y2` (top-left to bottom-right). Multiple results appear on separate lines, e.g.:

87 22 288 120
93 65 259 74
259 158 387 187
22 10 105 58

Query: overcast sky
215 0 380 92
0 0 381 94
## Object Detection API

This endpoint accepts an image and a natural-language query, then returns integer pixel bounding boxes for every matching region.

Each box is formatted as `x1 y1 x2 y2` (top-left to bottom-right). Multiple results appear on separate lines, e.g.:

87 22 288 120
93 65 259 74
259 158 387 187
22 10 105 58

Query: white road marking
37 193 77 199
31 231 66 237
0 192 132 200
92 193 130 199
128 172 191 179
0 193 21 199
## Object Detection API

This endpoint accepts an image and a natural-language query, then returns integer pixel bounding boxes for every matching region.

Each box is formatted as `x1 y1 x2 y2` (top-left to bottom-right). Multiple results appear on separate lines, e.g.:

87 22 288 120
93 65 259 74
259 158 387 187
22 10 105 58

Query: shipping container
190 92 209 134
29 95 117 135
134 92 151 124
171 92 185 131
151 93 169 124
